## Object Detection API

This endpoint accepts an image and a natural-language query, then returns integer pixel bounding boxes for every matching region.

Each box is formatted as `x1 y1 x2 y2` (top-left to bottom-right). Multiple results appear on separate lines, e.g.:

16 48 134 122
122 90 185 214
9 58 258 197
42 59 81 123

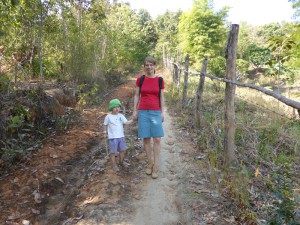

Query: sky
123 0 295 26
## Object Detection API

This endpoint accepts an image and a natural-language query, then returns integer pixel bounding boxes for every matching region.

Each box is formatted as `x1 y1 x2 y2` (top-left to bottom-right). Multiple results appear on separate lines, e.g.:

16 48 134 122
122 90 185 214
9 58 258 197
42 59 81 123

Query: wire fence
166 59 300 122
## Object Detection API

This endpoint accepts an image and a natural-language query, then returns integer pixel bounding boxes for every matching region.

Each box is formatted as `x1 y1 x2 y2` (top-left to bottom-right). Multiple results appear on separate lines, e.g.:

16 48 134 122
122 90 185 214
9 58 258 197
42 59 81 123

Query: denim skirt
138 110 164 138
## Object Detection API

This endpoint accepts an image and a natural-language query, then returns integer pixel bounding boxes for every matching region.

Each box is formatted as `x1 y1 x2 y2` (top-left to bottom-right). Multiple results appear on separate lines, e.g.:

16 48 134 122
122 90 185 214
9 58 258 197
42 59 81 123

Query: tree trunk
62 9 67 76
38 0 44 83
173 63 179 87
224 24 239 165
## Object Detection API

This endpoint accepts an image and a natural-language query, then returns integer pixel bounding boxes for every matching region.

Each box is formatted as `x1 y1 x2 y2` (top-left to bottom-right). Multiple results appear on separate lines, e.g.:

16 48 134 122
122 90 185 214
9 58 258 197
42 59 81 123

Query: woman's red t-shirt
136 75 164 111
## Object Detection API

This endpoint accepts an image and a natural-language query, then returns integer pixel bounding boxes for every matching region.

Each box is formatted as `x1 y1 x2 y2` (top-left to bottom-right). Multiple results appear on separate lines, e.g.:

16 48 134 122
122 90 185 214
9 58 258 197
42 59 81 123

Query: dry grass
164 69 300 224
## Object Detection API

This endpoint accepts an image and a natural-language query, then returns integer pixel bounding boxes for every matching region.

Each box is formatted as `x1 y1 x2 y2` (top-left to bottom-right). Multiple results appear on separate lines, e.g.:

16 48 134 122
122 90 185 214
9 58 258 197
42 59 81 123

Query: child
103 99 132 172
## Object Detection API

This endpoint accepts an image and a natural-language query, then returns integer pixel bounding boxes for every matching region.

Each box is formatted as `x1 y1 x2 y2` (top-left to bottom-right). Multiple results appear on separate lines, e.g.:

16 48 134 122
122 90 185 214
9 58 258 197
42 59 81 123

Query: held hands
125 119 133 125
132 110 138 121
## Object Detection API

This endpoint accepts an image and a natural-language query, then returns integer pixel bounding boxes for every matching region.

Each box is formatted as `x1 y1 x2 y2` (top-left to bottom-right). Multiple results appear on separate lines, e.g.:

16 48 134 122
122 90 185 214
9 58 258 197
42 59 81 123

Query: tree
247 45 271 68
267 35 295 80
154 10 182 61
178 0 228 67
104 3 157 72
237 22 262 59
289 0 300 19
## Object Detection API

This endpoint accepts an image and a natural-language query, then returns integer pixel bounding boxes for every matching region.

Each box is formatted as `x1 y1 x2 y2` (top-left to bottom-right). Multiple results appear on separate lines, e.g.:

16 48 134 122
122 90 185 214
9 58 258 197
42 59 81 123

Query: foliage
0 74 11 93
154 10 182 60
5 105 30 134
267 163 298 225
75 82 101 110
236 22 300 84
236 59 250 77
246 45 271 68
207 56 226 77
257 23 291 42
289 0 300 20
178 0 228 67
289 25 300 68
237 22 263 59
0 0 158 88
266 35 295 80
104 4 157 72
258 128 275 160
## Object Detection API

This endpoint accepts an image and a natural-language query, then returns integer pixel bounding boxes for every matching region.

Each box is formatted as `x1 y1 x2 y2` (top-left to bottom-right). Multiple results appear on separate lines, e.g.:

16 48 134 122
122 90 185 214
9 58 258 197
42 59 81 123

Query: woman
132 56 165 179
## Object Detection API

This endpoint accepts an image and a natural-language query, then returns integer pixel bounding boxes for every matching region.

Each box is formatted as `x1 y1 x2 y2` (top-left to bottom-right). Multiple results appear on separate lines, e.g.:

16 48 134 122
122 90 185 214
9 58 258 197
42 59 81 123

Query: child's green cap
109 99 122 111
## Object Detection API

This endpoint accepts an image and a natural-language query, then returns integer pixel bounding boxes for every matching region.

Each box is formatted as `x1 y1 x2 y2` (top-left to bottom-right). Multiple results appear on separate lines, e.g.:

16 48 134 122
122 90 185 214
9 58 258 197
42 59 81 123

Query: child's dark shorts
108 137 126 154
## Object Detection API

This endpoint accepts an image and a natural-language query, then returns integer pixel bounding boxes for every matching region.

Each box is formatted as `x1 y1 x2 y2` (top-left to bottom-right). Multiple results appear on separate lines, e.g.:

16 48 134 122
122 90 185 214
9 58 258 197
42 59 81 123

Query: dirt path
1 78 231 225
131 109 185 225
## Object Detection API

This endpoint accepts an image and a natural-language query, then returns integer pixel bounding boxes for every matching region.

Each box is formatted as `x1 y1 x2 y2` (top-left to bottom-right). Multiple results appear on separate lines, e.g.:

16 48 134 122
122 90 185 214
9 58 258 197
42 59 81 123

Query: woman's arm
160 90 165 122
132 87 140 120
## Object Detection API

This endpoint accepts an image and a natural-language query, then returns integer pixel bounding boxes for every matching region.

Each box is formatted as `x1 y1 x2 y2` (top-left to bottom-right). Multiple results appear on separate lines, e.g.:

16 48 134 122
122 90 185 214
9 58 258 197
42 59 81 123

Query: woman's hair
144 56 156 66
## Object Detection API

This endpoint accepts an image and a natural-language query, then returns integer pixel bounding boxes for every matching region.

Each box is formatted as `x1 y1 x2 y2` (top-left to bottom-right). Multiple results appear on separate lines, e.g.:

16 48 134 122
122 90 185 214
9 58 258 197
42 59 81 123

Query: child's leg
110 153 116 165
119 150 125 164
118 137 127 164
109 139 119 171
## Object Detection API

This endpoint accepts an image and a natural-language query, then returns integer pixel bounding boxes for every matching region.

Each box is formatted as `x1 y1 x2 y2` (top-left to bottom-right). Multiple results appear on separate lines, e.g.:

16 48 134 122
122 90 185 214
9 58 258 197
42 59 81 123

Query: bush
207 56 226 78
0 73 10 93
236 59 250 77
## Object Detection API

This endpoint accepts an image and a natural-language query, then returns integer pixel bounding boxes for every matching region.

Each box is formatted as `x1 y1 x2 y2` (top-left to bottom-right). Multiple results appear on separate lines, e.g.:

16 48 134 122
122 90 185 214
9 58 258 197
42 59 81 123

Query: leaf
22 220 30 225
50 154 58 158
224 216 235 223
55 177 65 184
7 214 21 220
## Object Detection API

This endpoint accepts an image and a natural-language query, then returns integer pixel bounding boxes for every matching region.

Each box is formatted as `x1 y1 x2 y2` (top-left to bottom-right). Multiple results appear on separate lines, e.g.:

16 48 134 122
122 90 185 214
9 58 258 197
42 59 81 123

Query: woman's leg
152 137 161 174
143 138 152 169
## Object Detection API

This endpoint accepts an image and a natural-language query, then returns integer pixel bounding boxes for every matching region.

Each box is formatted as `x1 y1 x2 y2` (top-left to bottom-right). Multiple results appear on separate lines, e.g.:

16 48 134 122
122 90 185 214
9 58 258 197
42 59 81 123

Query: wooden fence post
182 54 189 109
195 56 208 127
224 24 239 165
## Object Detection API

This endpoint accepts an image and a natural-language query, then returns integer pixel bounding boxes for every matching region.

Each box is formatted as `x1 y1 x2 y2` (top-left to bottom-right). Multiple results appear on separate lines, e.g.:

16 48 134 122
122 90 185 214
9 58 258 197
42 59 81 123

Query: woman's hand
132 110 138 121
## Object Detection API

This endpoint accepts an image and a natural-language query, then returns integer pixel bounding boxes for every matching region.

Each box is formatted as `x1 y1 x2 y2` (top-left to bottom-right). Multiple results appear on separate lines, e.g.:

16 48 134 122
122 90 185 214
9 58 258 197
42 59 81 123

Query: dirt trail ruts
1 77 231 225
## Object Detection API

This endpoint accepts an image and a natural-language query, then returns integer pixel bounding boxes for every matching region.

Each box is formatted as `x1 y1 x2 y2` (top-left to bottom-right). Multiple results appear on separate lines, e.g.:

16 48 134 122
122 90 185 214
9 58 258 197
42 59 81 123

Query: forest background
0 0 300 224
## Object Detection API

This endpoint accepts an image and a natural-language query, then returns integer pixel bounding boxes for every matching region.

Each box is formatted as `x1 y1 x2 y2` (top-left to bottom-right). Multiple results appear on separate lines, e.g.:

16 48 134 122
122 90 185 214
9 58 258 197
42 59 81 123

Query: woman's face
144 61 155 75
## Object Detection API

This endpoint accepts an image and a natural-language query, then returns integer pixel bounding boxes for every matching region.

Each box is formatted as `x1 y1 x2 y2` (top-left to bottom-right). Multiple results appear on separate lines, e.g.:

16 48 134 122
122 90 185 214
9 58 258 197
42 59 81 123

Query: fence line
163 24 300 165
167 61 300 118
